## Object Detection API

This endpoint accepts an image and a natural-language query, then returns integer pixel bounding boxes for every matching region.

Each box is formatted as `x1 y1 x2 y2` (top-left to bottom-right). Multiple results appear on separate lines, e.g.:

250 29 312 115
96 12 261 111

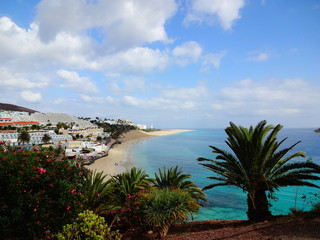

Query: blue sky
0 0 320 128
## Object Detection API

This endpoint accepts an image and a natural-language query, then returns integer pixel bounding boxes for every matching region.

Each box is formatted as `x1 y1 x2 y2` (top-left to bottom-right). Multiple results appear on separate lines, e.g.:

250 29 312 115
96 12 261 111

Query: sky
0 0 320 128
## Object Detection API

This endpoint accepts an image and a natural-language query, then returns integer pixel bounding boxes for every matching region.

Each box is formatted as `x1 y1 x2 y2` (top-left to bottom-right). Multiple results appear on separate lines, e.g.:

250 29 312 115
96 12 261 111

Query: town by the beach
86 129 193 178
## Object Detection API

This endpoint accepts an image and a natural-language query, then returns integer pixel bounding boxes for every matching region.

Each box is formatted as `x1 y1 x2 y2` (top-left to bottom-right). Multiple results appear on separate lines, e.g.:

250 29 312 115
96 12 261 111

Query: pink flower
66 206 71 211
33 208 37 212
38 168 46 174
70 189 76 194
97 193 100 197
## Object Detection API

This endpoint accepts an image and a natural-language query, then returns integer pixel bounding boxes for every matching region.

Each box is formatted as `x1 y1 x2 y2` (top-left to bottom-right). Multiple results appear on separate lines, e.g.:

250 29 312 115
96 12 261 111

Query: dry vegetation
164 217 320 240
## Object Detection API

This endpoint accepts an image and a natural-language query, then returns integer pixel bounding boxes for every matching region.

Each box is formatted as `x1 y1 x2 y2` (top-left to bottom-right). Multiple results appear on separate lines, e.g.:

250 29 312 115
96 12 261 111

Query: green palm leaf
198 120 320 221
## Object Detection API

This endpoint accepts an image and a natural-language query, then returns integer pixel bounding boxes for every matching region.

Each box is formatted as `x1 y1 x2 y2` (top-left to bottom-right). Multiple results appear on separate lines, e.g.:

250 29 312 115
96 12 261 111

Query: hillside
0 103 38 113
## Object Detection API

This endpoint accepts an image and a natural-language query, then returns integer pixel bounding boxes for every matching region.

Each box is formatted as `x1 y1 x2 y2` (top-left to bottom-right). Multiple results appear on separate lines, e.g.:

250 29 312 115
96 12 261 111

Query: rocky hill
0 103 38 113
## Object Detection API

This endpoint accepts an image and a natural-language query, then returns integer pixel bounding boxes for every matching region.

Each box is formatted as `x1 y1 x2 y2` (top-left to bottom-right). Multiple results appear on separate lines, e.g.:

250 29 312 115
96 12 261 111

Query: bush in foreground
56 210 122 240
139 188 200 238
0 144 89 239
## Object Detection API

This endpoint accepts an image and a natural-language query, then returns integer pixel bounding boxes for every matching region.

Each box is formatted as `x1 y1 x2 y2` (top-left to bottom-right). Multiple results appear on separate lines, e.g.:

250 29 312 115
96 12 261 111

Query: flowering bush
0 144 89 239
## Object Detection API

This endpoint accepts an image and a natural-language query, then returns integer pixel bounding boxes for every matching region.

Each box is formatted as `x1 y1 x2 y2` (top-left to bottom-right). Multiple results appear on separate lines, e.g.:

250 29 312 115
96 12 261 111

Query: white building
12 112 95 128
0 111 29 118
0 131 72 146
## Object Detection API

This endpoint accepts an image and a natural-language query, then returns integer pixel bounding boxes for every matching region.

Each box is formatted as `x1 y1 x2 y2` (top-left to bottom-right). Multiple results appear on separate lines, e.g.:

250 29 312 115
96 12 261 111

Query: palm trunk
246 190 272 221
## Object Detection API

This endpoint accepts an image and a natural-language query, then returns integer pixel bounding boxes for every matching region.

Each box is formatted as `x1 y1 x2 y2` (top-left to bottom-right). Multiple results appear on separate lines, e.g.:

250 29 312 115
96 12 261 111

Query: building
0 121 40 128
0 131 72 146
0 110 29 118
136 124 147 130
12 112 95 128
60 127 104 138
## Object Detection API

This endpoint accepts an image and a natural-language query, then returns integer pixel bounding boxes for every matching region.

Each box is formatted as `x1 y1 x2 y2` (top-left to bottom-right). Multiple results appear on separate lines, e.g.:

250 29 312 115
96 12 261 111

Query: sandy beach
86 129 193 178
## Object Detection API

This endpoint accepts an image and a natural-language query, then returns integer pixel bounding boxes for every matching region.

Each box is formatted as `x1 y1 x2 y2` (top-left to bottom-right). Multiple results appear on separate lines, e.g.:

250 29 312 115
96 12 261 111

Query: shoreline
86 129 193 178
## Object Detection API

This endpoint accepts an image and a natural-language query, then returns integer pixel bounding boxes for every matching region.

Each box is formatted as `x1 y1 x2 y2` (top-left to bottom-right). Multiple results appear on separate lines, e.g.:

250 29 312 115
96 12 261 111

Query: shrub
139 188 200 238
0 144 89 239
56 210 122 240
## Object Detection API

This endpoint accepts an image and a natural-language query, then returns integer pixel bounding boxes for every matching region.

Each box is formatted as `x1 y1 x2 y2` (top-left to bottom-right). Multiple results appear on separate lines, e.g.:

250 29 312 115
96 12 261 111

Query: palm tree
152 166 207 204
81 171 116 214
198 120 320 221
110 167 151 202
18 129 30 146
42 133 52 144
96 136 102 143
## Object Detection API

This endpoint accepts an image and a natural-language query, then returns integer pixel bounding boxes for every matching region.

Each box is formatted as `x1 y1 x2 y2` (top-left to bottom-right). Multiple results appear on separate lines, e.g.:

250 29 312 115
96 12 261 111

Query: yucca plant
198 120 320 221
139 188 199 238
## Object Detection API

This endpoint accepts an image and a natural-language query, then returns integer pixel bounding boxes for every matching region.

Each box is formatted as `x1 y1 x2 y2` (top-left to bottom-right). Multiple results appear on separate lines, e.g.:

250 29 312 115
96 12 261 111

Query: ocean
130 128 320 221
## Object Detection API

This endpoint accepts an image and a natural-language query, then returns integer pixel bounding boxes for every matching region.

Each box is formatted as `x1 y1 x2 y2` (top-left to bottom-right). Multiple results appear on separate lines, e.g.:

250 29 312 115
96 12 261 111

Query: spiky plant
152 166 207 203
140 188 199 238
81 171 116 214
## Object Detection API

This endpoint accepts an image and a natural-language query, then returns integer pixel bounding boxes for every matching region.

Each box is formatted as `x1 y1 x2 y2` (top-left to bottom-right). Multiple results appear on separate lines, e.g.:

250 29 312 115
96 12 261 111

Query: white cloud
201 51 227 71
0 67 36 90
0 16 222 78
36 0 177 51
122 95 198 110
120 84 207 111
173 41 202 66
185 0 245 30
0 16 95 71
0 67 49 91
20 90 42 103
163 85 208 100
248 52 270 62
57 70 99 93
214 78 319 117
100 47 170 74
79 94 114 104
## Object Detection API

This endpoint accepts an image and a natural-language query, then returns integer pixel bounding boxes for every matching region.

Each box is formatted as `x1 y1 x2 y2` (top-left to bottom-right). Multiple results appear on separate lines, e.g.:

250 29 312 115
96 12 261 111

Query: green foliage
107 167 205 234
18 129 30 144
81 171 117 214
56 210 122 240
290 192 320 218
139 189 199 237
107 168 151 231
110 167 151 201
0 144 89 239
96 136 103 142
153 166 207 204
42 133 52 144
198 120 320 221
142 128 161 132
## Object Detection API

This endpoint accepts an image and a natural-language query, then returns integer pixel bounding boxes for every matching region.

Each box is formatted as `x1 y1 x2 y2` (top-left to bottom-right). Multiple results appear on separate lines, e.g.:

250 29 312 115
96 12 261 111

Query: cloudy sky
0 0 319 128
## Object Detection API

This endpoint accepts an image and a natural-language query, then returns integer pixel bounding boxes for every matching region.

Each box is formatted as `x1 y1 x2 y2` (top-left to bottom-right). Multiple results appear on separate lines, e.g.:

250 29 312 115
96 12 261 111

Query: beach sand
86 129 193 178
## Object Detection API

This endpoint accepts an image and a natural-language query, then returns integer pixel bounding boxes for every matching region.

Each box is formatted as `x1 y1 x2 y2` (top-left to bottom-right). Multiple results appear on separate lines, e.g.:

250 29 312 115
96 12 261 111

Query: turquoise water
131 129 320 221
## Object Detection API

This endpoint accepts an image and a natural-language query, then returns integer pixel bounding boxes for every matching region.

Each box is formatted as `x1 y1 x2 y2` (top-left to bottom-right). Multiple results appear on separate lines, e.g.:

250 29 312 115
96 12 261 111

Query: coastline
86 129 193 178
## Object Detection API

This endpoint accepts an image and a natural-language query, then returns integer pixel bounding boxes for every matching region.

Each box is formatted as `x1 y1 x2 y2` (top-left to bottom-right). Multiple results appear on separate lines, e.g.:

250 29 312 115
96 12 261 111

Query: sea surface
130 128 320 221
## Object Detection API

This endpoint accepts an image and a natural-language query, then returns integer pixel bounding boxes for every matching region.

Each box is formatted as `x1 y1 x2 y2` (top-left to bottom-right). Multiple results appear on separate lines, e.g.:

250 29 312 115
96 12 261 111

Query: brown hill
0 103 38 113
